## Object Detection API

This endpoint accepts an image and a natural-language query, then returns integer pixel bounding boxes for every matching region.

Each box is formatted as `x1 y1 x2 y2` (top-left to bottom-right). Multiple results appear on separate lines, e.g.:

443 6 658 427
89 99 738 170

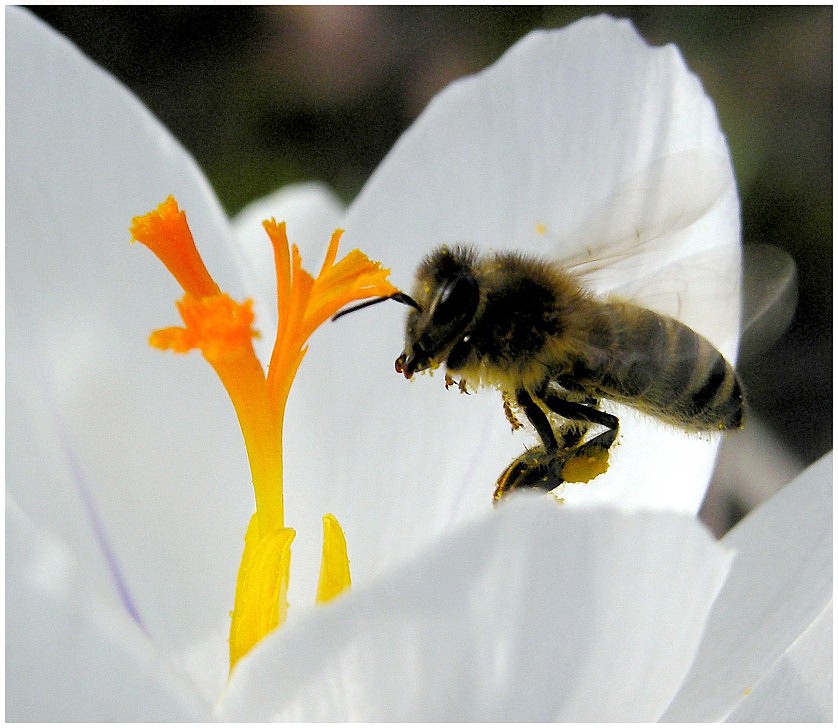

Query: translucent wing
543 150 740 356
558 150 731 288
549 152 796 362
738 243 798 365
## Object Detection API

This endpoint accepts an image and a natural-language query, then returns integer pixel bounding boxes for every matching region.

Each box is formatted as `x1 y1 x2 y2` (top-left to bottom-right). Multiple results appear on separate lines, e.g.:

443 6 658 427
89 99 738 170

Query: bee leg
515 388 558 451
494 446 563 503
559 422 589 449
493 433 614 503
538 394 619 484
502 392 524 430
538 394 619 446
493 389 562 504
494 396 621 503
493 389 561 503
445 373 472 394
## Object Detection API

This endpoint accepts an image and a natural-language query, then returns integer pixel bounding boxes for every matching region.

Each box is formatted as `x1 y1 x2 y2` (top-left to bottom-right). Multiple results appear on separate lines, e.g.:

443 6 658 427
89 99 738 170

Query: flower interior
130 196 398 672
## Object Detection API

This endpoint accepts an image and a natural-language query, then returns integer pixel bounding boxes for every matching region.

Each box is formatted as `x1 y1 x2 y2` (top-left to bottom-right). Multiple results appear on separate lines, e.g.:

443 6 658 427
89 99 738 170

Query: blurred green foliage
32 6 831 468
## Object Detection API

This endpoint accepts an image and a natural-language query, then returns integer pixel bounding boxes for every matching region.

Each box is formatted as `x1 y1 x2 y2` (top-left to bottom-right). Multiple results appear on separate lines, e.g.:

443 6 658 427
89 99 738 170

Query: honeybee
334 244 745 503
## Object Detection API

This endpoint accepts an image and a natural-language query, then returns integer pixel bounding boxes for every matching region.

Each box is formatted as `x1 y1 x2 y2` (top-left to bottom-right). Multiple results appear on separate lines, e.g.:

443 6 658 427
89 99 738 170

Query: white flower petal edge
662 452 833 721
7 6 249 699
217 500 731 721
725 603 831 722
6 494 208 720
279 15 742 576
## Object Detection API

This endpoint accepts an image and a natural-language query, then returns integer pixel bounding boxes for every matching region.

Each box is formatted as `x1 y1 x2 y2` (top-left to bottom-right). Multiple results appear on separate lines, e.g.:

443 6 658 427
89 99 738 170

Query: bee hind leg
514 388 558 451
493 434 615 504
493 388 562 504
539 392 618 485
493 446 565 504
539 393 619 447
493 394 619 505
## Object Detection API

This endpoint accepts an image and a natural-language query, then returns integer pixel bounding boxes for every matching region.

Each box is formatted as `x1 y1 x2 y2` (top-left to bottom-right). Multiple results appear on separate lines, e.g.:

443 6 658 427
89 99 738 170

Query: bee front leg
502 392 524 430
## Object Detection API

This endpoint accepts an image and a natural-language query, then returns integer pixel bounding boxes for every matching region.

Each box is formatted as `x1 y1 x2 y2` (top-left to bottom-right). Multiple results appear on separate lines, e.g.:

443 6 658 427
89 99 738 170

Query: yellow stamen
132 196 399 672
229 516 295 669
316 514 352 603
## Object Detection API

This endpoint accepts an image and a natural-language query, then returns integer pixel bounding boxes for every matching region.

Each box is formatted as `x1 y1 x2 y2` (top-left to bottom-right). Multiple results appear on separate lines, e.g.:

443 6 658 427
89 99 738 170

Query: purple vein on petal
37 361 147 632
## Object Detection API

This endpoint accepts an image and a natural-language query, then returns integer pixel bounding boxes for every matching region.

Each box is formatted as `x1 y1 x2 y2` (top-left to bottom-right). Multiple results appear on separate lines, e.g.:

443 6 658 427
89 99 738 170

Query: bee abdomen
680 344 744 430
575 304 744 432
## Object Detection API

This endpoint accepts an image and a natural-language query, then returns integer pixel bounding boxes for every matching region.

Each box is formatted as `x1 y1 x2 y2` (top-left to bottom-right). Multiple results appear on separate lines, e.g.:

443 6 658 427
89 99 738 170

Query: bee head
395 246 480 379
331 245 480 379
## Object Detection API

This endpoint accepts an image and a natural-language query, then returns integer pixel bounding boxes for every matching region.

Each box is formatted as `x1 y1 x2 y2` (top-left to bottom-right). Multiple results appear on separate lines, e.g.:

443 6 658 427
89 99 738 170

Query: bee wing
557 150 733 294
738 243 798 365
554 146 796 363
549 150 741 357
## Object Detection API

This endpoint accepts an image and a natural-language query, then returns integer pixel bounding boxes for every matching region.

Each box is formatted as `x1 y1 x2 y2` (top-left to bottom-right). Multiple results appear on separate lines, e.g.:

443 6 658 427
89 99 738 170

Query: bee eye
432 274 479 326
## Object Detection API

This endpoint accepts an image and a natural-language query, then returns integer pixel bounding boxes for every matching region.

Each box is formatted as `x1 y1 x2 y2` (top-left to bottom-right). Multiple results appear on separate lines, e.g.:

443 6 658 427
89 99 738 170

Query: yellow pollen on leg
560 447 611 483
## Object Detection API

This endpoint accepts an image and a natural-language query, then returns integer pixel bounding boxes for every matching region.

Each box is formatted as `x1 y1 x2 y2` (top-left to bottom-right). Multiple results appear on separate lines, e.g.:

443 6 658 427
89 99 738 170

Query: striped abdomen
569 301 744 431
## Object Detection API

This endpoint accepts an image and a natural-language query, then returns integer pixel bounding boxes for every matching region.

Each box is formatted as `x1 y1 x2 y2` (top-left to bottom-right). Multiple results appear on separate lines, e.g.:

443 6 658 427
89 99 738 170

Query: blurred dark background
31 6 832 527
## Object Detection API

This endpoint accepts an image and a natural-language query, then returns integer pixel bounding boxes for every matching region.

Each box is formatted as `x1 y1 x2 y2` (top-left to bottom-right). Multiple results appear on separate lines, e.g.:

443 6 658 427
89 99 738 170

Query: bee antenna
331 291 422 321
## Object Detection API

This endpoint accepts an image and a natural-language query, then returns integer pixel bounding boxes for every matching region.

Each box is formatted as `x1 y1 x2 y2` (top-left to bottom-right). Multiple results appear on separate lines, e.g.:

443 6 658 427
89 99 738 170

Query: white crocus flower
7 7 830 721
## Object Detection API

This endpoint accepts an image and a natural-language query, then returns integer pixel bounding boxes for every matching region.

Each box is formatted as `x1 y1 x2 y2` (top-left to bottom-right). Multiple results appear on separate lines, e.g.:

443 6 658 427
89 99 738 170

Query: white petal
7 7 246 692
6 494 208 721
232 182 346 254
661 453 833 721
724 601 832 722
218 501 731 721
